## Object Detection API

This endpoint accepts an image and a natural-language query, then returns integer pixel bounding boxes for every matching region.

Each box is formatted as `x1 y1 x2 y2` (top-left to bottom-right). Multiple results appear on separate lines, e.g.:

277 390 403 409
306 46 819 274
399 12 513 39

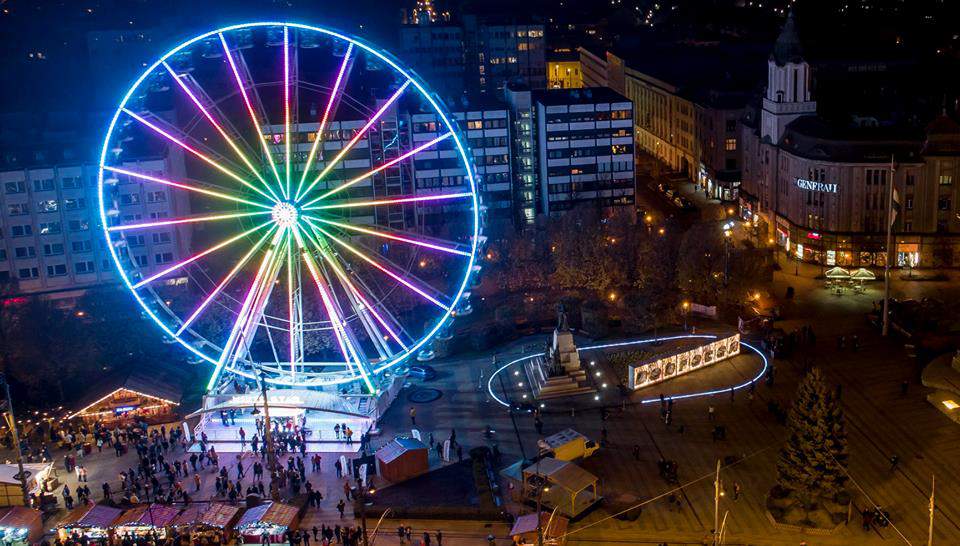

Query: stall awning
58 504 123 529
509 513 568 537
0 507 41 533
235 502 297 530
0 463 50 493
198 503 241 528
824 266 851 279
851 267 877 281
112 504 180 528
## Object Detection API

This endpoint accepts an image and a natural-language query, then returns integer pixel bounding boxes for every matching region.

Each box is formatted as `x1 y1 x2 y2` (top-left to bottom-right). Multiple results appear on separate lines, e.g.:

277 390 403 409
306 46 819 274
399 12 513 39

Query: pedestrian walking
409 407 417 426
708 406 716 421
889 454 900 472
436 530 443 545
733 482 741 500
336 499 345 518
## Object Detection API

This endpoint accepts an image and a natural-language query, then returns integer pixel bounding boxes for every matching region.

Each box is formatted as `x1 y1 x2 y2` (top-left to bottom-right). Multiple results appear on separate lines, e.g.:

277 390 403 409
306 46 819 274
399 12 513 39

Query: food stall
234 502 299 545
0 463 56 507
375 438 428 483
172 503 241 543
0 507 43 546
111 504 181 539
56 503 123 541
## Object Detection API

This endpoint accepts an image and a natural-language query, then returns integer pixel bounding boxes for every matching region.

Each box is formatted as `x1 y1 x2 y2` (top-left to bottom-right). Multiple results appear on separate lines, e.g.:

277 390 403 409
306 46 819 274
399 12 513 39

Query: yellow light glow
943 400 959 410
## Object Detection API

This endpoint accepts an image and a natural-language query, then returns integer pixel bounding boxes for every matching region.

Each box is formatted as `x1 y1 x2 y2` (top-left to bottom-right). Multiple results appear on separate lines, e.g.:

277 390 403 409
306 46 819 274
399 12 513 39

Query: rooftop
532 87 629 106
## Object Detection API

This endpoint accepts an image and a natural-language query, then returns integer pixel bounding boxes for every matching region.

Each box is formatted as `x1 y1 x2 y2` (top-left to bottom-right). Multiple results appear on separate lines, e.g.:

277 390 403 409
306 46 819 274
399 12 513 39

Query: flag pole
929 474 935 546
882 154 896 337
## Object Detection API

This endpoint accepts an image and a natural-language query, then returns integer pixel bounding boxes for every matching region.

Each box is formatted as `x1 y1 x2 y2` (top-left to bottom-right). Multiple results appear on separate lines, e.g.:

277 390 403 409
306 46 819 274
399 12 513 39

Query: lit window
725 138 737 151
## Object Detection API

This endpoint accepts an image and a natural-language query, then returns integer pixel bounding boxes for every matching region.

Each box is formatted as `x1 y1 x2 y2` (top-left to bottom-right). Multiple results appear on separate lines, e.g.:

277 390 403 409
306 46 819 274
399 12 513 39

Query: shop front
111 504 181 540
234 502 299 545
0 507 43 546
56 503 123 541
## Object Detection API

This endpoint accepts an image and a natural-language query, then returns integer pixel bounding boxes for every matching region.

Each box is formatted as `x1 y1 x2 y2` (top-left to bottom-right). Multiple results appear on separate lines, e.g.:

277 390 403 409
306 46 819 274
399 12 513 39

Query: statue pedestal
522 329 595 401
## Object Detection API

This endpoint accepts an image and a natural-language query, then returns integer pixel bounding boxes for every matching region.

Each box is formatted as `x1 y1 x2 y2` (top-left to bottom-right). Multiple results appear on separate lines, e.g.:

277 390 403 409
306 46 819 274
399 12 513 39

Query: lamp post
0 374 28 506
682 301 690 331
713 459 723 546
256 366 280 502
357 485 376 546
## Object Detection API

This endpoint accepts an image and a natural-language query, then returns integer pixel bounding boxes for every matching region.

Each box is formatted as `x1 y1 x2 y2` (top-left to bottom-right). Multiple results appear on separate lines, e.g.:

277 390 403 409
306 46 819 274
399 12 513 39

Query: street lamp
644 214 653 233
682 301 690 331
357 485 376 546
0 375 28 506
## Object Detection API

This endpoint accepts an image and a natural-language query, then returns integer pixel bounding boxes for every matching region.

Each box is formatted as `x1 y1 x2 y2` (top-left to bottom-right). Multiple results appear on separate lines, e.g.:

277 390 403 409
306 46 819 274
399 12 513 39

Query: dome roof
772 11 804 65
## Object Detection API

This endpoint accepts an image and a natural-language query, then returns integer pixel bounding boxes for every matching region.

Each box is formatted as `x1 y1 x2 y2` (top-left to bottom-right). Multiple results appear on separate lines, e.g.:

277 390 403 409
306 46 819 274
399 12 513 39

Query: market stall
509 512 568 546
172 503 240 544
0 463 56 507
111 504 181 539
56 503 123 541
234 502 299 545
375 438 428 483
0 507 42 546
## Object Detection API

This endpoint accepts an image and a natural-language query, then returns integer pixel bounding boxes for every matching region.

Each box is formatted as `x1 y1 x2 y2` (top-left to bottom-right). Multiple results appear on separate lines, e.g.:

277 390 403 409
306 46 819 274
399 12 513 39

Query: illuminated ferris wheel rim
96 21 481 389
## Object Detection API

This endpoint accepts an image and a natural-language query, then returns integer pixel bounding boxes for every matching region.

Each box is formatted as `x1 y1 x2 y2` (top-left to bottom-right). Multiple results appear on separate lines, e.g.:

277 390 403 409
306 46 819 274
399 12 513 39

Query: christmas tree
775 367 849 510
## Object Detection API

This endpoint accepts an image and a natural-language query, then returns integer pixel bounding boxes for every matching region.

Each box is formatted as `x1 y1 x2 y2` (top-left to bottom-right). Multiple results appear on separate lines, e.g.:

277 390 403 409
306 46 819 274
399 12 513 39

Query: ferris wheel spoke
131 219 272 289
297 80 412 202
176 225 278 336
305 220 451 311
297 229 377 393
206 228 286 390
285 227 298 377
298 222 407 351
107 210 271 232
303 132 453 206
303 191 473 212
296 43 354 200
162 61 281 203
304 215 471 256
283 26 293 199
102 166 273 210
122 108 278 204
220 32 285 195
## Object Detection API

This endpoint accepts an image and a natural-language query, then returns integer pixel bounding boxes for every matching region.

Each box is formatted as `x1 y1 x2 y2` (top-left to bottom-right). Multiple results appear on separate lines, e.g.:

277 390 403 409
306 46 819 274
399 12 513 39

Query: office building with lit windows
531 87 635 216
0 128 192 299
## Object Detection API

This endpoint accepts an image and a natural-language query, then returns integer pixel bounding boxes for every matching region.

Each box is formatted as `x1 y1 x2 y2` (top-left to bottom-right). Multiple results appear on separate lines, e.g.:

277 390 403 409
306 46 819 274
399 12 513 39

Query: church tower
761 11 817 144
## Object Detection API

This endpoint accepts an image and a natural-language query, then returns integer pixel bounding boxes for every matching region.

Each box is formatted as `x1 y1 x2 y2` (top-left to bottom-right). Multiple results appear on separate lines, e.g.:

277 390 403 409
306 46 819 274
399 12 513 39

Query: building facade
740 13 960 268
532 88 635 216
0 153 192 299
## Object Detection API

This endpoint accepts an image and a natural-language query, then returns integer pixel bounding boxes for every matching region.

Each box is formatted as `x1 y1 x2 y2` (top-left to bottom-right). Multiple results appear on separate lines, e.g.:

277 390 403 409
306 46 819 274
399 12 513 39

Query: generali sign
796 178 838 193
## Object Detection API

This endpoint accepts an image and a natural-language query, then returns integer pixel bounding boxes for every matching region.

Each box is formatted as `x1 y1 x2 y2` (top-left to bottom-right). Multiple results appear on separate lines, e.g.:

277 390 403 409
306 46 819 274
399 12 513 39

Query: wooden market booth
0 507 43 546
111 504 181 539
234 502 299 545
68 366 191 426
171 502 241 544
509 512 568 546
375 437 428 483
0 463 55 507
56 503 123 541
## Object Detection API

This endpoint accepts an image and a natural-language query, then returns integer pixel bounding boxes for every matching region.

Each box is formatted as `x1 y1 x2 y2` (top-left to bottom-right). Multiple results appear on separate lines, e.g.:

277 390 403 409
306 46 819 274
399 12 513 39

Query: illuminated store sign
796 178 838 193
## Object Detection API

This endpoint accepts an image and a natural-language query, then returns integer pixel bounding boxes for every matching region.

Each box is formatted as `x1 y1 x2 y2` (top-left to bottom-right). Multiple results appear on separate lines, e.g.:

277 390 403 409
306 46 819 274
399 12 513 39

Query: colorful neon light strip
123 108 276 203
297 81 411 202
296 43 354 200
132 220 272 289
176 226 277 335
219 32 285 193
305 215 470 256
307 220 449 311
107 210 270 232
162 62 280 203
286 227 297 377
283 26 292 199
308 132 452 204
102 166 272 210
299 223 407 350
304 191 472 211
297 228 376 393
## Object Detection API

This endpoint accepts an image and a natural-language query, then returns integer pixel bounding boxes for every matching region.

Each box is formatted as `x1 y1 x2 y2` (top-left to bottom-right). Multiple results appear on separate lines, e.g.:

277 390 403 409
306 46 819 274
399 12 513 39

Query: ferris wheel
97 22 480 393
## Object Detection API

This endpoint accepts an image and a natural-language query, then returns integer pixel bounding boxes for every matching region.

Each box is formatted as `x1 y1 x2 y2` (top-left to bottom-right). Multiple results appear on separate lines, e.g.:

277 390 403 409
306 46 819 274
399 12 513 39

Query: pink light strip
283 26 292 199
304 191 472 211
132 220 272 289
298 81 411 202
107 210 270 232
176 226 277 335
219 32 284 192
102 166 273 210
122 108 265 195
305 215 470 256
305 132 453 205
299 224 407 350
307 220 450 311
285 228 297 376
296 43 354 200
162 62 280 203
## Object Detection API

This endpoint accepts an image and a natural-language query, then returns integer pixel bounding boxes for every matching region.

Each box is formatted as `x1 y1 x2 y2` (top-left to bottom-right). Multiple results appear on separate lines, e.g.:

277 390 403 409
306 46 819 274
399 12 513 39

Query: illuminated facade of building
547 59 583 89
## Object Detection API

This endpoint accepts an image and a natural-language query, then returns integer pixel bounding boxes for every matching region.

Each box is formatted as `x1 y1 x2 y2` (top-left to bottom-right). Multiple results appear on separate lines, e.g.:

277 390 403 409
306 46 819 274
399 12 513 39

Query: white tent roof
0 463 50 486
824 266 851 279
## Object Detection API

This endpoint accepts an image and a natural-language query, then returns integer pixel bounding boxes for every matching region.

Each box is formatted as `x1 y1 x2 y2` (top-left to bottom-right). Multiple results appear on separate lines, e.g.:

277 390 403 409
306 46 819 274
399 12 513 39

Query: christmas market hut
67 363 193 426
56 503 123 540
172 502 241 542
234 502 299 545
0 507 43 545
0 463 55 507
509 512 568 546
111 503 181 538
375 437 428 483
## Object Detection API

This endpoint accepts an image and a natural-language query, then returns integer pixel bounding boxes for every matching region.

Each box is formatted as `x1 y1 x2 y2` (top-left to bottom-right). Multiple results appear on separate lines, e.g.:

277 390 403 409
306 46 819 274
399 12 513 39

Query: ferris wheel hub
272 202 299 229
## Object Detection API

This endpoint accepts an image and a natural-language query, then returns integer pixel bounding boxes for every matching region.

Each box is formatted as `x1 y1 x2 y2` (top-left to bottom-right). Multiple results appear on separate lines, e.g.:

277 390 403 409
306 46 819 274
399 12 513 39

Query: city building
530 87 635 217
505 84 537 226
740 12 960 268
399 11 546 101
547 50 583 90
0 113 192 299
582 41 763 202
407 98 514 233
